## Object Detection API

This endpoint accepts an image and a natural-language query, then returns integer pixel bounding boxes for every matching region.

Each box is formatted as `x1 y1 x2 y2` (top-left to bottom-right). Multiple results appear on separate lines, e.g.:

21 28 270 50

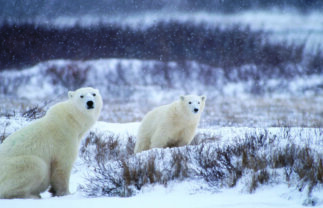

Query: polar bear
0 87 102 199
134 95 206 153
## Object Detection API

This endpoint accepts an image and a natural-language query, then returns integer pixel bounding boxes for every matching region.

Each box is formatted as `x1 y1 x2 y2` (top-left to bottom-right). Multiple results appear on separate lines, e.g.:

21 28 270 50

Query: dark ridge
0 21 310 72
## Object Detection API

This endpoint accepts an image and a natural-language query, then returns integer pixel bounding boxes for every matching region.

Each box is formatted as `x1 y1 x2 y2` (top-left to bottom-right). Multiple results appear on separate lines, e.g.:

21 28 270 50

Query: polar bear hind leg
0 155 49 199
135 129 153 153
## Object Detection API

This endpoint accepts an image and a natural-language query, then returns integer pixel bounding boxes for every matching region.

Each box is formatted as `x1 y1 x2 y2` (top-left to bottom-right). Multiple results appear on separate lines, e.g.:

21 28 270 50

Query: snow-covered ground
0 119 322 208
0 183 318 208
1 58 322 127
2 58 323 100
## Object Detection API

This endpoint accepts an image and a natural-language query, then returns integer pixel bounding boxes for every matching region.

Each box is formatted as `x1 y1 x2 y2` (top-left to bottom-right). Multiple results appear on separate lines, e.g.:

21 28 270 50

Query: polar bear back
135 104 172 151
0 119 51 160
0 102 80 160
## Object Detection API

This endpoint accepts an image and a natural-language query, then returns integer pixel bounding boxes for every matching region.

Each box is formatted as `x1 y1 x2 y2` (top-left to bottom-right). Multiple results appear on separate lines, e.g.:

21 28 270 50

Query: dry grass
1 94 321 129
80 129 323 197
46 64 90 90
0 104 47 143
21 105 46 120
0 126 7 143
202 96 323 128
100 96 323 128
80 132 135 164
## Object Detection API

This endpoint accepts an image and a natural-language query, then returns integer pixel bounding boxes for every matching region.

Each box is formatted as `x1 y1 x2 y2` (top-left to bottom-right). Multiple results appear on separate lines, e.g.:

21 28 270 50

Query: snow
0 185 312 208
0 171 320 208
1 119 322 207
1 58 322 101
93 121 139 137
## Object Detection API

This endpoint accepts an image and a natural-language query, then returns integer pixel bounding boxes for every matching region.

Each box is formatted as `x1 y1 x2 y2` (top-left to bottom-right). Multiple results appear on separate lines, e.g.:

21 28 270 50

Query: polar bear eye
188 101 192 104
198 102 200 104
92 93 96 97
80 95 84 99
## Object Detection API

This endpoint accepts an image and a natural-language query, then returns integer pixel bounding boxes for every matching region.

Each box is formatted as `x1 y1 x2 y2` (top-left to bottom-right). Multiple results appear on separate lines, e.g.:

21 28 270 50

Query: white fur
0 87 102 199
134 95 206 153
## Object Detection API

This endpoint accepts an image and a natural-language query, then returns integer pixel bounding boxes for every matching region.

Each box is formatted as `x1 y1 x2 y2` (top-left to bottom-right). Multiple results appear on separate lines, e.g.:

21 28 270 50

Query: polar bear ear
68 91 74 99
201 95 207 101
180 96 185 101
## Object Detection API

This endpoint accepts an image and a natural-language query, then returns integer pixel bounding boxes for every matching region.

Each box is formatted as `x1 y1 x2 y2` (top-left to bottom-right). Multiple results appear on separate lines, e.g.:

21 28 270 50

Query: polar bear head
68 87 103 119
180 95 206 115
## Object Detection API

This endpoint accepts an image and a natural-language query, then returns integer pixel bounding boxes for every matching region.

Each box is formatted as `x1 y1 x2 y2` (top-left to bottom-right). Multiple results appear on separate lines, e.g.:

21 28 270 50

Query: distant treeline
2 21 322 75
182 0 323 12
0 0 322 21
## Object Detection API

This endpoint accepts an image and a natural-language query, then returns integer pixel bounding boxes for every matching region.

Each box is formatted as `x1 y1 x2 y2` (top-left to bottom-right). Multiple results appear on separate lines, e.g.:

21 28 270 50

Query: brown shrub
80 129 323 198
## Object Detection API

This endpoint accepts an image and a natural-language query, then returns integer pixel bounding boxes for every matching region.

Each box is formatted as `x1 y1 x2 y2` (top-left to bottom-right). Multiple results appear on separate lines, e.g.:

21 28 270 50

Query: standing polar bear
0 87 102 199
134 95 206 153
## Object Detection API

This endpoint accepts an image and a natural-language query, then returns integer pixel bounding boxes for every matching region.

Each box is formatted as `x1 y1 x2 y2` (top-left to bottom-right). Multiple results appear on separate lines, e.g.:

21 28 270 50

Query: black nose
194 108 199 113
87 101 94 109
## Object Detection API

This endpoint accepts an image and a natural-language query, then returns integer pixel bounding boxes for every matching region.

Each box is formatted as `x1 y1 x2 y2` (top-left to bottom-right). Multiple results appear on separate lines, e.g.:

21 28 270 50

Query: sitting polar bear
0 87 102 199
134 95 206 153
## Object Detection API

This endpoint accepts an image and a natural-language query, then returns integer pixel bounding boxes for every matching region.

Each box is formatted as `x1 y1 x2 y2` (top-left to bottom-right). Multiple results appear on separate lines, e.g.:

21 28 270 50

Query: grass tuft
79 129 323 198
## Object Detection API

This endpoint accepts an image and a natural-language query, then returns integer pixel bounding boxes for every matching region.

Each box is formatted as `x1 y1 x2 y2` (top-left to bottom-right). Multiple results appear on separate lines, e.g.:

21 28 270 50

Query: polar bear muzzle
86 100 94 109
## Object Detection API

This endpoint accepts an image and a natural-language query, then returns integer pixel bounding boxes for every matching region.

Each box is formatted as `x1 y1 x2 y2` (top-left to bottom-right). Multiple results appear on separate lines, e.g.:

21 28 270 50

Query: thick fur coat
0 87 102 199
134 95 206 153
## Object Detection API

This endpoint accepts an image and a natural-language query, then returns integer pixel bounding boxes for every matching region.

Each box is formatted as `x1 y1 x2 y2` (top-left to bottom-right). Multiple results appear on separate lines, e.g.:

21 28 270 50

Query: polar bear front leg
49 160 72 196
150 129 169 149
178 126 197 146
